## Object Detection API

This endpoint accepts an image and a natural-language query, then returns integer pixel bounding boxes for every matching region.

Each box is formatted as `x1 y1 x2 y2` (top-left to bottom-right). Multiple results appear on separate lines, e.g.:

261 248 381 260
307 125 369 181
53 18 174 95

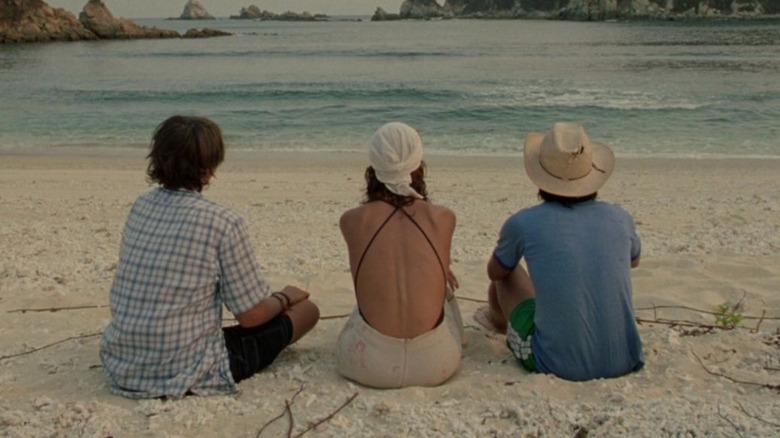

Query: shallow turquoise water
1 18 778 157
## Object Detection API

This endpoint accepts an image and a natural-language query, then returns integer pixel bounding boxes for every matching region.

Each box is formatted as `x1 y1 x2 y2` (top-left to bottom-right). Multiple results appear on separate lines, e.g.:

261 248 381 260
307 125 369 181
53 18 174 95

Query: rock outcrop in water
0 0 231 43
401 0 449 19
370 8 402 20
179 0 215 20
182 27 230 38
230 6 328 21
376 0 780 20
79 0 179 39
0 0 96 42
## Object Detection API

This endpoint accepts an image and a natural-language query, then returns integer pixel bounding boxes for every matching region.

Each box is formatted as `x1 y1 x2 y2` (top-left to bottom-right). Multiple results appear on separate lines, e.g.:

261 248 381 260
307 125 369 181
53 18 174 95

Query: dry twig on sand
455 295 488 304
319 313 350 320
255 389 358 438
635 302 778 334
256 385 305 438
293 392 359 438
736 401 780 428
692 350 780 392
0 332 102 362
717 403 745 438
7 304 108 313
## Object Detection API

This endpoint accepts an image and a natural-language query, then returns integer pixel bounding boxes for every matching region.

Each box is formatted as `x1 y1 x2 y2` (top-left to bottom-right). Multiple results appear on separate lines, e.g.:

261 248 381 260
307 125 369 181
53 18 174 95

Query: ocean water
1 18 779 157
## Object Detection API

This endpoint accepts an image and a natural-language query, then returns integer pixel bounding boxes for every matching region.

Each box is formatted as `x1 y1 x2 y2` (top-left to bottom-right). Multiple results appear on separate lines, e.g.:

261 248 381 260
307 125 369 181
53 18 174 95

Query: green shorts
506 298 538 373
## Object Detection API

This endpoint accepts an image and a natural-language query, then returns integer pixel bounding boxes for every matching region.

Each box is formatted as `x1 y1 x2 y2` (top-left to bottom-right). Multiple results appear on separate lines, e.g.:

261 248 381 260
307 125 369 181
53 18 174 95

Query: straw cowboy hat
523 122 615 197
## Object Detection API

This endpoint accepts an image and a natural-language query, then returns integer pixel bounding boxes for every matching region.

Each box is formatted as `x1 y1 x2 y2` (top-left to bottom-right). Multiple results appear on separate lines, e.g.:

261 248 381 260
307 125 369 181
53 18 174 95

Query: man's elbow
487 260 511 281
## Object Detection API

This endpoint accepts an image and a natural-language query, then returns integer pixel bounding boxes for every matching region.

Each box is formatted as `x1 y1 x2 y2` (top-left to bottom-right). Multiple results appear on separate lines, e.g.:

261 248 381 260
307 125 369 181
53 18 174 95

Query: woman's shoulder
428 202 456 221
340 203 368 222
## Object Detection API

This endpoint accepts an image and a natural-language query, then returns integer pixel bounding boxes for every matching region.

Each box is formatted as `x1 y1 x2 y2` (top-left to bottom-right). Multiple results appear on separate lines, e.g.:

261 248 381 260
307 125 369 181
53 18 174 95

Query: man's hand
279 285 310 306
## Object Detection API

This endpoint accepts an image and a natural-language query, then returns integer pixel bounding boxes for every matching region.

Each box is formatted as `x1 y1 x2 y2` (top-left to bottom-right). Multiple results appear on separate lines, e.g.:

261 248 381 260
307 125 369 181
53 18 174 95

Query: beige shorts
336 292 463 389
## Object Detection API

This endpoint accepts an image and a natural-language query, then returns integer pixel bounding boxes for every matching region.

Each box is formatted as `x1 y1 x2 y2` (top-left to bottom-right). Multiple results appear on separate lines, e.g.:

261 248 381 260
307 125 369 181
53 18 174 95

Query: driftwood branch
736 401 780 428
635 304 779 321
691 351 780 392
293 392 359 438
455 295 488 304
635 318 721 331
285 400 294 438
619 300 778 336
256 385 305 438
319 313 350 321
717 403 745 438
8 304 108 313
0 332 102 362
753 309 766 333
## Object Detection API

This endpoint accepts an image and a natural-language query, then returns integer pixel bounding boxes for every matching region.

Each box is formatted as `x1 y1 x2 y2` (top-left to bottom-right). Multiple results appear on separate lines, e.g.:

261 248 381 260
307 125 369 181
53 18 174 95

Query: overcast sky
46 1 406 18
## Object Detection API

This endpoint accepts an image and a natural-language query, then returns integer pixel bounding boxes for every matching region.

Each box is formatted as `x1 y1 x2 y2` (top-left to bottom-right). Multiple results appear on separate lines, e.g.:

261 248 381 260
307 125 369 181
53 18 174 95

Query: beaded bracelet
278 291 292 308
271 292 288 310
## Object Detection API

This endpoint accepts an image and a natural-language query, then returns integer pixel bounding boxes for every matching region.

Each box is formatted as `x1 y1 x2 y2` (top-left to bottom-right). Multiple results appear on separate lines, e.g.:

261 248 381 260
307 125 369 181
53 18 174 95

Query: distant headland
373 0 780 20
4 0 779 45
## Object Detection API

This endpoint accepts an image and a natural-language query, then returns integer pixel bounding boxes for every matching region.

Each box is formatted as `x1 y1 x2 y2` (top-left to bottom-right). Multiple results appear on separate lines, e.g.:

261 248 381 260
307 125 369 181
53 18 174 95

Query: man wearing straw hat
477 122 644 381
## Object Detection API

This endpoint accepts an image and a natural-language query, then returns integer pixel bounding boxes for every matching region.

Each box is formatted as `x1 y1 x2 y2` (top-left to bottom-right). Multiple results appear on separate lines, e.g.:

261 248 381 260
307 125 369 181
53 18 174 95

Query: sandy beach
1 149 778 437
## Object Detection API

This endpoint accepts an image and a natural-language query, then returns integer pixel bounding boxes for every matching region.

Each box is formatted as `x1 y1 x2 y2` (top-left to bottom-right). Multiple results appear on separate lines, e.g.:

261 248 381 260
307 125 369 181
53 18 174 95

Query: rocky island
0 0 229 44
372 0 780 20
229 6 328 21
178 0 215 20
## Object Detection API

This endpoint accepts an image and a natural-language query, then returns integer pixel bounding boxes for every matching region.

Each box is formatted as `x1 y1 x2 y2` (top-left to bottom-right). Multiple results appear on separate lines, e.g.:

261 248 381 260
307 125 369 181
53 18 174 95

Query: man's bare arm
487 255 513 281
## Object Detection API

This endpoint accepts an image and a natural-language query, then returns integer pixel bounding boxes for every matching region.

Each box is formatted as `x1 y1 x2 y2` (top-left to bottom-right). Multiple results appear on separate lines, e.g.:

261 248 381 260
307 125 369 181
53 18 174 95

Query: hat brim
523 132 615 197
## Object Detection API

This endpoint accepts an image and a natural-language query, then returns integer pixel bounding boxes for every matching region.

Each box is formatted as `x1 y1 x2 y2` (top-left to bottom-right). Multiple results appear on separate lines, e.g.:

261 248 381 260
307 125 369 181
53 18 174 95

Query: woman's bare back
340 200 455 339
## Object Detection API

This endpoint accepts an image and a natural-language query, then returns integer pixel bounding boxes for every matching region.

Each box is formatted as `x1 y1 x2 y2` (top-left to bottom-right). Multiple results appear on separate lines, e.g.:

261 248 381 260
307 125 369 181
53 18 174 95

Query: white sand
1 149 778 437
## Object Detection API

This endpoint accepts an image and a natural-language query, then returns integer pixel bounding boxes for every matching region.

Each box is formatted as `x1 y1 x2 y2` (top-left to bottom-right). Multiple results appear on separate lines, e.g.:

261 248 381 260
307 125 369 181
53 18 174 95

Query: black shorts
223 315 293 383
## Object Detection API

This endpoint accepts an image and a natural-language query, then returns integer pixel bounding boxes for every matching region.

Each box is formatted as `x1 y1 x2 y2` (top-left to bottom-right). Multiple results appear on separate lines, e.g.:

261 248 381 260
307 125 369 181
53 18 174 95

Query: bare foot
473 305 506 334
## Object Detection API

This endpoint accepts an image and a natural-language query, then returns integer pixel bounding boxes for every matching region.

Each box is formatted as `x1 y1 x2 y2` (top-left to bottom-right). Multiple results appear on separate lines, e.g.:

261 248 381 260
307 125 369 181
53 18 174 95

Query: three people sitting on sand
100 117 642 398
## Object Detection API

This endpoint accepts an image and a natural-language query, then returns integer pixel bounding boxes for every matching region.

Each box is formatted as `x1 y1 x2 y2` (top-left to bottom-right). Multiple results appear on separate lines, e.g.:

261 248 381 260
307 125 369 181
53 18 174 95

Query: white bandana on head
368 122 424 199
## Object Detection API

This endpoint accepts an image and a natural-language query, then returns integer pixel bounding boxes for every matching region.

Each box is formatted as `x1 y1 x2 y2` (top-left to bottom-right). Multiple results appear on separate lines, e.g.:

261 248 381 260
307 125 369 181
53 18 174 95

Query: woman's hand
447 268 459 291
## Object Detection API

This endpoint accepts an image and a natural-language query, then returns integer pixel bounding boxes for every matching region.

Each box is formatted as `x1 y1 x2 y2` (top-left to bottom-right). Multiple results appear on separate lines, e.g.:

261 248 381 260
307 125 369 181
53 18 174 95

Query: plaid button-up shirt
100 188 270 398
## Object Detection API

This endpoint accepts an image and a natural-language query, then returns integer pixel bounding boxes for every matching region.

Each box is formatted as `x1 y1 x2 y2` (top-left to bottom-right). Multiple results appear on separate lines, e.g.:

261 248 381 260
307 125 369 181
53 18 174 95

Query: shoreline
1 150 778 436
3 146 780 163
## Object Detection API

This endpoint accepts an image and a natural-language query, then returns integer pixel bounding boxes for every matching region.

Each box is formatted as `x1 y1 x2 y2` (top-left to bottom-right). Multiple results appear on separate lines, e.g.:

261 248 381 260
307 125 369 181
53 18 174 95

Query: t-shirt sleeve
627 213 641 260
492 215 524 271
218 216 270 315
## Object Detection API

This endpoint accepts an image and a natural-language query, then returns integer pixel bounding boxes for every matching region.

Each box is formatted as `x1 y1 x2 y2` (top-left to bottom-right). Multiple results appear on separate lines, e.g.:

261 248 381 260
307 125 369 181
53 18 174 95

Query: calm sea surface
1 18 779 157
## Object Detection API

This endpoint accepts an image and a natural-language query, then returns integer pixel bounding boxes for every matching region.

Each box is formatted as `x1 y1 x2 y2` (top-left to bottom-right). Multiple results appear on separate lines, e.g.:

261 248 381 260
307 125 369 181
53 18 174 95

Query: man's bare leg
489 265 536 333
284 298 320 344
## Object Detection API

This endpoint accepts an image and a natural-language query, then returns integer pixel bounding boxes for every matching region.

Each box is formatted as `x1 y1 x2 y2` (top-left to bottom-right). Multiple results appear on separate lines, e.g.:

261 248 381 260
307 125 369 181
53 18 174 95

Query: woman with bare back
336 122 464 389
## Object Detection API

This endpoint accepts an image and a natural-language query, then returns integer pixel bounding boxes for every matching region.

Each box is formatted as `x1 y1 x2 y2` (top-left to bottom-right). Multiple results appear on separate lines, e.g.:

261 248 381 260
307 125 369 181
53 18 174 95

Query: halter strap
353 201 447 289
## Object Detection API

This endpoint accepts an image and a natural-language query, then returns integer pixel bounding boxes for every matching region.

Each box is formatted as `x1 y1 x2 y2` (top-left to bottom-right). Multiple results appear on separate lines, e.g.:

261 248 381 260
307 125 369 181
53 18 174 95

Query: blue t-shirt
493 199 644 381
